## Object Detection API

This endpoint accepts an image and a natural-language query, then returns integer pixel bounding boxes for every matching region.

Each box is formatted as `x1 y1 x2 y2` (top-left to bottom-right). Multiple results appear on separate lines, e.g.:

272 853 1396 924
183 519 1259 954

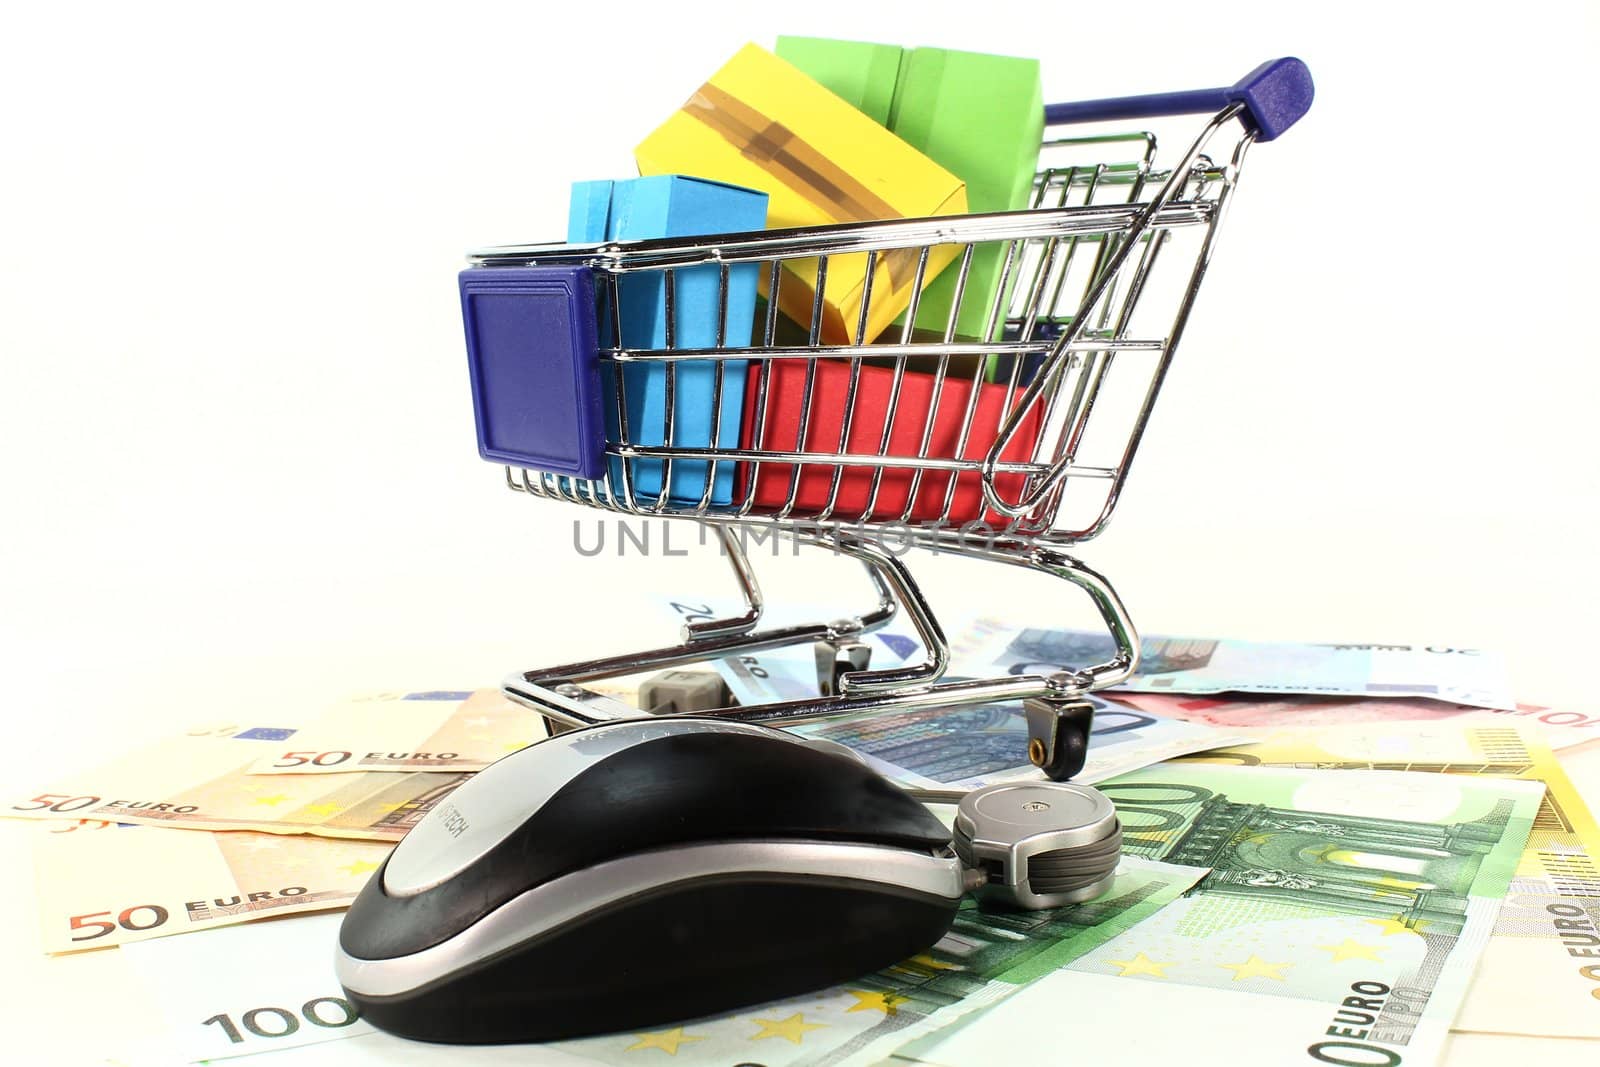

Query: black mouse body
335 718 962 1044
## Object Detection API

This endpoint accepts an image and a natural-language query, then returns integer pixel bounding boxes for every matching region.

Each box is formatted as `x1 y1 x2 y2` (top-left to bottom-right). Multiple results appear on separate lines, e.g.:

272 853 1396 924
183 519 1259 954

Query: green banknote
557 855 1206 1066
902 762 1543 1067
1174 723 1600 1038
119 856 1204 1066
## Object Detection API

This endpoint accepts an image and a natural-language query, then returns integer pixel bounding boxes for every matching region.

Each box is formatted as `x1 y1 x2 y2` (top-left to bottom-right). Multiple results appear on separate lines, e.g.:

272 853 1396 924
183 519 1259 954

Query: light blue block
568 175 767 506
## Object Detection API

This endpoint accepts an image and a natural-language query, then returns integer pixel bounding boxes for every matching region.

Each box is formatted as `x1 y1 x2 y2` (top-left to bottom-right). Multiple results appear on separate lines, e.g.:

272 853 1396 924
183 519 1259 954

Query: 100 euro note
3 724 468 840
899 762 1543 1067
1172 722 1600 1039
964 617 1518 709
119 854 1205 1066
32 822 390 952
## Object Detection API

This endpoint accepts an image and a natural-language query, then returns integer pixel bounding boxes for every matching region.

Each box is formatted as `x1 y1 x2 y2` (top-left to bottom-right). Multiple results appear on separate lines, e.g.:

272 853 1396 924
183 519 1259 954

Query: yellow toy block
636 43 967 345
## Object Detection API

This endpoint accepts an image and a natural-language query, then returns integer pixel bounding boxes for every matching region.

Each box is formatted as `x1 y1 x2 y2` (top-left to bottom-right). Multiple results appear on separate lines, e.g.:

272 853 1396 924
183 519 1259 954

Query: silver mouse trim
341 839 964 998
383 718 801 897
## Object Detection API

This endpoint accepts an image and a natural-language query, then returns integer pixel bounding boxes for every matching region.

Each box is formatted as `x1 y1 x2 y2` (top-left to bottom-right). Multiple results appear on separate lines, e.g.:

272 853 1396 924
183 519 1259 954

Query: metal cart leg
501 525 1140 781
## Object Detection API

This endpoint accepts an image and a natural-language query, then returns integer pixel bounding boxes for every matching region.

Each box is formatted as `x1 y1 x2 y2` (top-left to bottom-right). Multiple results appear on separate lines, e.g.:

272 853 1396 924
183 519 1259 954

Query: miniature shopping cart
458 59 1312 780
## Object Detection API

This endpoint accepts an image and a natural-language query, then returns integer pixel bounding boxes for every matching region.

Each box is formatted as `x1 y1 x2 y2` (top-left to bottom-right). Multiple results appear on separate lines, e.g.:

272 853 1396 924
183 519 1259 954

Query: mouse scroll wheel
952 782 1121 910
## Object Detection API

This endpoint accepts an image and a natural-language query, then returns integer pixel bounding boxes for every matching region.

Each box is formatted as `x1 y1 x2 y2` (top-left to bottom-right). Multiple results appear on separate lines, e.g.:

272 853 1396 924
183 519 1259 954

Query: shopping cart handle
1044 57 1313 141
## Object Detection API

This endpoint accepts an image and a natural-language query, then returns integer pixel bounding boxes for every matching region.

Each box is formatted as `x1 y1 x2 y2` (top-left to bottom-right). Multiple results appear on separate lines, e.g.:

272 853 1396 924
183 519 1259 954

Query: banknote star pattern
897 952 957 972
625 1027 705 1054
1317 938 1385 963
845 989 908 1014
749 1013 826 1043
338 859 380 876
251 794 290 806
1365 916 1421 937
302 803 340 817
1106 951 1173 978
908 953 953 972
1217 955 1291 981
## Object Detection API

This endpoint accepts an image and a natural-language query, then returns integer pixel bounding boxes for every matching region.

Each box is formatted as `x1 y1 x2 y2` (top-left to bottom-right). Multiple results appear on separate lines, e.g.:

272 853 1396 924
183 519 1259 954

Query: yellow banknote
4 725 468 840
1178 723 1600 1038
32 822 390 953
245 690 548 774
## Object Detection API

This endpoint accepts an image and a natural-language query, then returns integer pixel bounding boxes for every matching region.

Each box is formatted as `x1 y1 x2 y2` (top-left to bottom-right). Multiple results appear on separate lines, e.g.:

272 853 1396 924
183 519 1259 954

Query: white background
2 2 1597 1063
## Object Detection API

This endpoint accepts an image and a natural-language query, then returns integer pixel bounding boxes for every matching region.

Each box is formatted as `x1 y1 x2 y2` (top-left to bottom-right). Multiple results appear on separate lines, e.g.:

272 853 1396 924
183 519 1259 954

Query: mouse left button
379 743 552 897
379 719 738 897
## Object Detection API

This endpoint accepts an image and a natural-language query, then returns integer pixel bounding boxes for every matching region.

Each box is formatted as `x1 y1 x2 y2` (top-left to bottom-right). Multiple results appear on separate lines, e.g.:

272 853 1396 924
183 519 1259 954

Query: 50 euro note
1172 722 1600 1039
120 854 1206 1066
244 690 549 775
964 617 1518 710
900 762 1543 1067
32 822 390 953
4 724 468 841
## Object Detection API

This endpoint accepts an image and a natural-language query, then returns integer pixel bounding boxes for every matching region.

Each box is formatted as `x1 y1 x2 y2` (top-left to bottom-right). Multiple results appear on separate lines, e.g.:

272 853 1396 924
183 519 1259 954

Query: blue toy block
568 175 767 506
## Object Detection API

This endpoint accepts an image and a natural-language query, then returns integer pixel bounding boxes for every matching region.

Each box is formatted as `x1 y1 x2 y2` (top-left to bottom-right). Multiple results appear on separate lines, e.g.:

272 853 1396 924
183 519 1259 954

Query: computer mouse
335 717 964 1044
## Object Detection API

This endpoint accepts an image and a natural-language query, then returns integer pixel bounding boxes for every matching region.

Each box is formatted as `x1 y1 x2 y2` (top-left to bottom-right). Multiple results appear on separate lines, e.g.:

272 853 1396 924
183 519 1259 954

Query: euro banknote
689 605 1243 786
965 617 1517 709
122 912 374 1063
1174 723 1600 1039
4 724 468 840
32 823 390 953
245 690 547 774
1112 691 1600 751
121 855 1206 1066
788 696 1247 789
900 762 1542 1067
665 595 924 706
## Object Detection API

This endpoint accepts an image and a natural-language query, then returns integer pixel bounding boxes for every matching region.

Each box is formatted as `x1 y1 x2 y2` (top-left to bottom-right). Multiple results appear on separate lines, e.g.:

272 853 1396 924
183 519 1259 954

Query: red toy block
737 359 1044 523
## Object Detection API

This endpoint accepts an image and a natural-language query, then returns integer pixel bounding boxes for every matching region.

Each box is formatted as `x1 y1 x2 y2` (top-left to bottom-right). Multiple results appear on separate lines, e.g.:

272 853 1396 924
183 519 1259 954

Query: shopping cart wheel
814 632 873 697
1022 697 1095 781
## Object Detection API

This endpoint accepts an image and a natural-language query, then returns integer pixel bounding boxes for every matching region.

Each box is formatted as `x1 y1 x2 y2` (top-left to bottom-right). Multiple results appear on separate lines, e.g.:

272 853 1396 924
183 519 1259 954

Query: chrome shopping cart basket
458 59 1312 780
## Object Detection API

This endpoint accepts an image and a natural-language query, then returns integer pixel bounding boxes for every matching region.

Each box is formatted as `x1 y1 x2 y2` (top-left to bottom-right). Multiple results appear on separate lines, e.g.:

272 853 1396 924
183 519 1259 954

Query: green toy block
772 39 1044 361
774 36 904 126
889 47 1043 346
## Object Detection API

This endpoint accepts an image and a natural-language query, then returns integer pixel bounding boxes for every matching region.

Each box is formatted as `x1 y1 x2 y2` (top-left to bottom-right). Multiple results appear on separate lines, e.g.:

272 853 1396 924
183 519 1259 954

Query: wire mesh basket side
498 116 1250 548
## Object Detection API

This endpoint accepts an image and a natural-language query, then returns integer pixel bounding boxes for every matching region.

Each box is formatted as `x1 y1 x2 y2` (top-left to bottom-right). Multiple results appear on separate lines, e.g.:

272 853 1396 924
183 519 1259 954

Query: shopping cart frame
463 59 1312 779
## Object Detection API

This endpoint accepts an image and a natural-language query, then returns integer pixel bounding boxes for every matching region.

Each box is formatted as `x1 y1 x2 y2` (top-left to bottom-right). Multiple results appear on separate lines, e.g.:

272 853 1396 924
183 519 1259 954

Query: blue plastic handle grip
1044 58 1313 142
